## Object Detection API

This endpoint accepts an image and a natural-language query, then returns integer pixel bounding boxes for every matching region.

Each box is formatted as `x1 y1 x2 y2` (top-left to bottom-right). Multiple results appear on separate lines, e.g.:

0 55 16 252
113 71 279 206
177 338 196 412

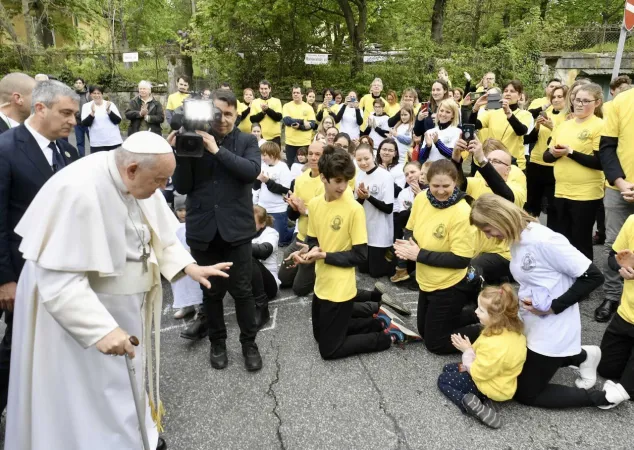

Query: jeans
514 348 608 408
437 363 487 412
190 234 257 345
598 313 634 397
270 211 294 246
417 279 482 355
0 310 13 413
278 236 316 296
550 197 601 261
603 188 634 302
74 125 89 157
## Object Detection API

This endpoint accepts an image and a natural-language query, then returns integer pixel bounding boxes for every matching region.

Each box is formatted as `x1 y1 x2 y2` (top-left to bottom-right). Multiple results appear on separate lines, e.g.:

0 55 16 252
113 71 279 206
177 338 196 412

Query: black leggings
514 348 608 408
471 252 512 284
598 313 634 397
525 162 555 219
358 246 394 278
550 197 601 261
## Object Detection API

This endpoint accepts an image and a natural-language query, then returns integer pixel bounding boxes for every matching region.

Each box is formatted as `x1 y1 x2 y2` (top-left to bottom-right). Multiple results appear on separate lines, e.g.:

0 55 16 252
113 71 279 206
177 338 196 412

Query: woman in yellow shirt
439 284 526 429
543 83 604 260
524 85 568 222
394 160 479 354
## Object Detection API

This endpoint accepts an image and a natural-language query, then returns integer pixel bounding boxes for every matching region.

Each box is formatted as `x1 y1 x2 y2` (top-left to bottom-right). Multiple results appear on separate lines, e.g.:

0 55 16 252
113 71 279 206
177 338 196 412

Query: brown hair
261 141 281 160
576 83 604 119
479 284 524 337
482 138 508 156
470 194 537 244
609 75 632 91
253 205 274 227
548 85 569 103
427 159 458 183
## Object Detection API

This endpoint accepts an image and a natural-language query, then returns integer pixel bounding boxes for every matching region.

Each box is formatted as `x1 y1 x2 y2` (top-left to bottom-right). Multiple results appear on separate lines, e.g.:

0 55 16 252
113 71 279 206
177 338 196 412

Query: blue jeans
74 125 89 157
270 211 294 246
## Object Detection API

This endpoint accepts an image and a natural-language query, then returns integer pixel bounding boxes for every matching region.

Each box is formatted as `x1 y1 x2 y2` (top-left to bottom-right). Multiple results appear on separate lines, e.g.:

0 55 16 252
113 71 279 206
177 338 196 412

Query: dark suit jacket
0 124 79 285
172 128 261 248
0 120 9 134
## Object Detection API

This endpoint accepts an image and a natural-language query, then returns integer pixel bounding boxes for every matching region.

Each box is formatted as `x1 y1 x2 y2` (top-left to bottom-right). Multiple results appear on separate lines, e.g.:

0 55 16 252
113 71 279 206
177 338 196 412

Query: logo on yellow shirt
577 129 590 141
433 223 446 239
331 216 343 231
521 253 536 272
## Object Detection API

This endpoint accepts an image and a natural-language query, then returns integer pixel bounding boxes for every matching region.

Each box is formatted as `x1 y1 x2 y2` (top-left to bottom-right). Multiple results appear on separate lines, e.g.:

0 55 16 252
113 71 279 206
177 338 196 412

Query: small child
354 143 395 278
256 141 293 246
366 98 390 153
290 146 308 180
171 199 203 319
252 122 267 147
252 205 281 328
437 284 527 429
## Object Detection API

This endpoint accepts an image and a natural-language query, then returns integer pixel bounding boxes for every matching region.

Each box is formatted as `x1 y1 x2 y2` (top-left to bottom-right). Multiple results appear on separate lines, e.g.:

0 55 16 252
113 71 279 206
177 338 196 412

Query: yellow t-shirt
282 101 316 146
551 115 605 201
528 96 548 110
473 230 511 260
602 89 634 191
474 164 526 188
466 176 526 208
251 97 283 140
294 170 324 241
479 108 533 170
317 103 341 123
237 101 254 134
471 330 527 401
165 92 189 111
385 102 401 118
406 193 474 292
612 214 634 324
530 109 567 166
307 194 368 302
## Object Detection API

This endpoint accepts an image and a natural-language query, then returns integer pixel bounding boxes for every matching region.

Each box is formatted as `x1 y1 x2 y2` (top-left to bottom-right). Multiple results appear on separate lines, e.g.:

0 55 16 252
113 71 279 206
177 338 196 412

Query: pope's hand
96 327 136 358
185 262 233 289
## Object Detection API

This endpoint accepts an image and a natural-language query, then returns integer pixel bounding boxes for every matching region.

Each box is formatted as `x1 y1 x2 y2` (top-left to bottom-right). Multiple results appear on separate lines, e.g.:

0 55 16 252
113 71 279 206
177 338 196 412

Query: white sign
122 52 139 63
304 53 328 65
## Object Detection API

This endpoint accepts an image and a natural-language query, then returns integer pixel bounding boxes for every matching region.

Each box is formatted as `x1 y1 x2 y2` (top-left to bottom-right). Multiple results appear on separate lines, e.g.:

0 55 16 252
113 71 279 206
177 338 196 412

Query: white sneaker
173 305 196 319
598 380 630 410
575 345 601 389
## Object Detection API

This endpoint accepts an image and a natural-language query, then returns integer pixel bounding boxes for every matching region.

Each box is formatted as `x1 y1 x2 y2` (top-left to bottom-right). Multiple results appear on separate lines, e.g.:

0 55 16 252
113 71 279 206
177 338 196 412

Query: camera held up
170 94 222 157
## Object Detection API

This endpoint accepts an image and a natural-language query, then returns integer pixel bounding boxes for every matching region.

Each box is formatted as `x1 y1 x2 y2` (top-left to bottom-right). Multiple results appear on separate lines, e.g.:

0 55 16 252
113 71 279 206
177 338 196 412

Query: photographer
171 89 263 372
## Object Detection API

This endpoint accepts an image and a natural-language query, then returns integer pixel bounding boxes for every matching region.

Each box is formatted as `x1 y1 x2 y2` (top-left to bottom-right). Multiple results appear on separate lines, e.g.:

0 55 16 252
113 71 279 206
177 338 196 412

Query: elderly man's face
139 85 151 98
125 154 176 199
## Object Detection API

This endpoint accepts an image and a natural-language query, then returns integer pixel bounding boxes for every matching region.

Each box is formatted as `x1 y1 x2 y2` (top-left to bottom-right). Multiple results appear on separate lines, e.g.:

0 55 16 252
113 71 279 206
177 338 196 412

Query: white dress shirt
24 118 53 166
0 111 20 129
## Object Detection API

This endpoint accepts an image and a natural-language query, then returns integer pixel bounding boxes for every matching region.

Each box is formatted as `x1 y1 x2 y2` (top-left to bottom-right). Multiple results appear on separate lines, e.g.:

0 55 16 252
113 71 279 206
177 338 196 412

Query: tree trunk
21 0 39 50
431 0 447 44
471 0 483 48
337 0 366 75
539 0 548 19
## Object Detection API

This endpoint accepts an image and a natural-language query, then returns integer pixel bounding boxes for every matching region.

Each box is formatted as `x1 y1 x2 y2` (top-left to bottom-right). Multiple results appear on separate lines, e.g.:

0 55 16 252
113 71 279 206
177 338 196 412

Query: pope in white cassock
5 131 232 450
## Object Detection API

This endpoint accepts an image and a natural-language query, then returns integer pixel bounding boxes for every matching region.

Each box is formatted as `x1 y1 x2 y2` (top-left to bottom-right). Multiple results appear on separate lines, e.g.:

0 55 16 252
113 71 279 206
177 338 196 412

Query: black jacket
125 96 165 136
0 124 79 285
172 128 261 248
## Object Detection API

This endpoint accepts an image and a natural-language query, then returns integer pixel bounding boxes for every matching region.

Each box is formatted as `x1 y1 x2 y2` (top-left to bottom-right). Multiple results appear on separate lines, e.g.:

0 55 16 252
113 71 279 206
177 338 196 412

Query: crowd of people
0 67 633 448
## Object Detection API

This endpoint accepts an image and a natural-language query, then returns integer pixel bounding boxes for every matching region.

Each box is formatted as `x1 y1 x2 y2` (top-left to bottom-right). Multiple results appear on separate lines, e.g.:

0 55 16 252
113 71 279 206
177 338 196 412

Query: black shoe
243 343 263 372
255 302 271 329
593 232 606 246
157 437 167 450
180 312 208 341
210 340 228 370
594 299 618 323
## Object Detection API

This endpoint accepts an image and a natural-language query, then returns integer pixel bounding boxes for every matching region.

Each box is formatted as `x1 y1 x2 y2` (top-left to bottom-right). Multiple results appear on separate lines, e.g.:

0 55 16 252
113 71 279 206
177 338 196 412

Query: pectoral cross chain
140 246 150 273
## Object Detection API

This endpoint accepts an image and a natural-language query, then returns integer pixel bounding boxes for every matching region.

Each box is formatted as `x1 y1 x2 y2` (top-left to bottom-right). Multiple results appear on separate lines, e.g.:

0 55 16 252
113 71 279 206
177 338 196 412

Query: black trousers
0 309 12 412
550 197 601 261
598 313 634 397
253 257 278 302
472 253 512 285
191 234 257 345
417 279 481 355
312 291 392 360
596 201 606 237
515 348 608 408
525 162 555 221
285 144 302 168
271 136 281 147
359 246 394 278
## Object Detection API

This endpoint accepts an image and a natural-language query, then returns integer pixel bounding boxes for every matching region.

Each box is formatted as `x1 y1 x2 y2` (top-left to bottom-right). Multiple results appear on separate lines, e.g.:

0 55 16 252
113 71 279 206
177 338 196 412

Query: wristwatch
478 157 489 166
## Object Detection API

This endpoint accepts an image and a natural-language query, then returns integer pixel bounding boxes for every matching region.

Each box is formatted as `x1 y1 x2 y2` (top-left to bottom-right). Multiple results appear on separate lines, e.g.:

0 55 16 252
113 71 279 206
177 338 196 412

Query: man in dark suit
0 79 80 413
0 73 35 134
171 89 263 372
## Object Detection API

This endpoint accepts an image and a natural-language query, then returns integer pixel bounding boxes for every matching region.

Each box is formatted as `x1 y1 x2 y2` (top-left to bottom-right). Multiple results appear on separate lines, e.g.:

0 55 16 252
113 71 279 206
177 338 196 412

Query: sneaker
180 311 208 341
599 380 630 409
374 306 398 329
462 393 501 429
209 340 228 370
173 305 196 320
243 342 263 372
385 321 422 344
375 282 412 316
390 267 410 283
575 345 601 389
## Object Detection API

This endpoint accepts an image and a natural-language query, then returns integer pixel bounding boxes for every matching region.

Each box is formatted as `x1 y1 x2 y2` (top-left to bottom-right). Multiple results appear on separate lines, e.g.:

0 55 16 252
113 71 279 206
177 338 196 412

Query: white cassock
5 150 195 450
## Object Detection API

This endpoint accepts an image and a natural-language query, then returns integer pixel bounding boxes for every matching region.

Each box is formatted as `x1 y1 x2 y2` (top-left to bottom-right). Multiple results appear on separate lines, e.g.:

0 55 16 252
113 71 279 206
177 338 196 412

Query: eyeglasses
489 158 509 167
573 99 597 106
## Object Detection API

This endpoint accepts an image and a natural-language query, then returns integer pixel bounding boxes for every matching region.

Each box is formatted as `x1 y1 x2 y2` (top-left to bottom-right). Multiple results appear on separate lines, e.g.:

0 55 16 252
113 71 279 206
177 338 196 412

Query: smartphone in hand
461 124 476 143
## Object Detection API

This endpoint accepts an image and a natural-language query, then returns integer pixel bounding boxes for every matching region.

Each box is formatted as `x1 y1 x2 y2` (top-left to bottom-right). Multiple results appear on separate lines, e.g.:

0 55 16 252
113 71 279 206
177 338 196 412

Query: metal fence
560 25 633 52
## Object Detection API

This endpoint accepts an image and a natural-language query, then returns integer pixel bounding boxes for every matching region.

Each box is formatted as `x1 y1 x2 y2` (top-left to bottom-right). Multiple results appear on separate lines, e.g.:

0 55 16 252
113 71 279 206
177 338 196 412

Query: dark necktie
48 141 66 173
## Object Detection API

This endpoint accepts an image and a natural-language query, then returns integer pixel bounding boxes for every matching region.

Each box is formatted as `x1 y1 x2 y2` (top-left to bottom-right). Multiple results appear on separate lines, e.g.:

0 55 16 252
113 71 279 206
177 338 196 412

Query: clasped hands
284 242 326 268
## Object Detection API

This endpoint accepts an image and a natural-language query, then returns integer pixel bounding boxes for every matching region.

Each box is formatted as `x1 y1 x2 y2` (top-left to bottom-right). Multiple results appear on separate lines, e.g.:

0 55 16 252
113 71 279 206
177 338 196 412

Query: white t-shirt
257 161 292 213
394 124 413 165
290 162 305 180
426 126 461 162
394 186 416 213
81 101 123 147
253 226 280 286
355 167 394 248
339 106 361 140
368 113 390 150
510 223 590 357
387 164 406 189
171 223 203 308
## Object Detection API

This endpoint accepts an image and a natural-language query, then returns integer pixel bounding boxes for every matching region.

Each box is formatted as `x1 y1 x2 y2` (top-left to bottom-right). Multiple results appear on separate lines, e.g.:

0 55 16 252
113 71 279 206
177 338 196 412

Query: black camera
170 95 222 157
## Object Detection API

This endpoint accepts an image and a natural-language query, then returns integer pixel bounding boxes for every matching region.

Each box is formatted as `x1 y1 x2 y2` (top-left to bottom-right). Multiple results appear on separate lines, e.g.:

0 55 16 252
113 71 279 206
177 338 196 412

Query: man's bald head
488 149 512 181
307 140 325 171
0 73 36 123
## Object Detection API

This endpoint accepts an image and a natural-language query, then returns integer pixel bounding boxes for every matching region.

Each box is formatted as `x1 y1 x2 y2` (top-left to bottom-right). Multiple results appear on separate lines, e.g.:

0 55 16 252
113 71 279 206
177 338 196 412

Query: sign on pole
122 52 139 63
304 53 328 65
626 0 634 31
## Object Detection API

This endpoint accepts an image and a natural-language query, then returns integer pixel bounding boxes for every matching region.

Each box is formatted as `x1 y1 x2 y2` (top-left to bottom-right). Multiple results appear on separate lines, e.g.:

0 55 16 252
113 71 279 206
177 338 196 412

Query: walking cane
126 336 151 450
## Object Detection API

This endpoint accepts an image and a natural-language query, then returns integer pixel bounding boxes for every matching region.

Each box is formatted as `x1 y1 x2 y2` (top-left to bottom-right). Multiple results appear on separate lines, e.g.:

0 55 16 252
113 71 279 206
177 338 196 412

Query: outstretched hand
185 262 233 289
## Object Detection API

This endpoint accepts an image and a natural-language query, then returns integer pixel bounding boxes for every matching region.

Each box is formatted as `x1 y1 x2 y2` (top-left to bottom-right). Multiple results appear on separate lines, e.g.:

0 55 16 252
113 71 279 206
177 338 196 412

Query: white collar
0 111 20 129
24 118 53 150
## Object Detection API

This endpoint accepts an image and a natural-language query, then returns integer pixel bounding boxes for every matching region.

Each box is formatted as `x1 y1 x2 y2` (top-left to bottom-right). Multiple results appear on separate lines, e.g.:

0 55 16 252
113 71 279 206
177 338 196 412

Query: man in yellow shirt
528 78 562 111
165 75 190 124
250 80 283 145
282 86 316 168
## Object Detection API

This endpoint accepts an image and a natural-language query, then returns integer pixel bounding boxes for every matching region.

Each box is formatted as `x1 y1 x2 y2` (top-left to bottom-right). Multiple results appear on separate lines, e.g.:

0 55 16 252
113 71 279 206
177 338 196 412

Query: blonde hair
564 78 591 117
253 205 274 227
261 141 281 160
576 83 604 119
482 138 508 156
396 105 415 132
479 284 524 337
435 99 460 127
318 115 336 135
470 194 537 244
